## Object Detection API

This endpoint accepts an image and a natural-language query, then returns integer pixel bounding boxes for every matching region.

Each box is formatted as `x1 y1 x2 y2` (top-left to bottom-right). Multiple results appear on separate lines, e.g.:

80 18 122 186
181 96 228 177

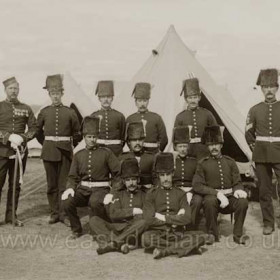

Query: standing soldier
119 121 155 192
36 74 82 225
62 116 120 239
126 82 168 153
90 158 147 255
142 153 207 260
0 77 37 226
90 81 125 157
193 126 248 244
245 69 280 235
172 126 203 228
174 77 217 159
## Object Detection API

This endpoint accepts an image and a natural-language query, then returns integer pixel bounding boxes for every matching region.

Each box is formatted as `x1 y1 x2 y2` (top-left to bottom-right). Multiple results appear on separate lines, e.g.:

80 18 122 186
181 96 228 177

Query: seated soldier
119 121 155 192
192 126 249 245
90 158 147 255
172 126 203 229
62 116 120 239
142 153 207 260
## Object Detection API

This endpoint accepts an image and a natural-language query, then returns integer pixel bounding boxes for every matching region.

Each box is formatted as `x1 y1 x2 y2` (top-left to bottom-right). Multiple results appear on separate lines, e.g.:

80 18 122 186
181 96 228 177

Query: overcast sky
0 0 280 113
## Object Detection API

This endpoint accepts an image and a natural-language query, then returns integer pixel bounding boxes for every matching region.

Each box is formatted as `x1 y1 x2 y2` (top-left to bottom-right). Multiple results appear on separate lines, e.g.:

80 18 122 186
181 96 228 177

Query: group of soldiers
0 68 279 259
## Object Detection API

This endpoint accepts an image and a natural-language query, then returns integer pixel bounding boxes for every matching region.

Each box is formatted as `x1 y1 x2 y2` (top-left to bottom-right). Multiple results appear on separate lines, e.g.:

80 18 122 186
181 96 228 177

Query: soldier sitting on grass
90 158 147 255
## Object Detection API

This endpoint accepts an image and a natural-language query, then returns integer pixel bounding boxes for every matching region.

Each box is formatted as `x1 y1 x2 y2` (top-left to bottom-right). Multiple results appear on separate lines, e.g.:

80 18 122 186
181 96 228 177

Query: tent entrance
200 93 249 163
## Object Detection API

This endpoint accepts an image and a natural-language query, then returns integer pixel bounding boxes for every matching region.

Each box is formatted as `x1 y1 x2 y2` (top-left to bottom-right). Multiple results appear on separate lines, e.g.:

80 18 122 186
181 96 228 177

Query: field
0 159 280 280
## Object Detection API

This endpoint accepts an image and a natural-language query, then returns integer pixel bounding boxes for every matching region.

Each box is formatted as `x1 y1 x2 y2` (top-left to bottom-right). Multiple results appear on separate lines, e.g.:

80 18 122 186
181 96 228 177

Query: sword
12 151 19 228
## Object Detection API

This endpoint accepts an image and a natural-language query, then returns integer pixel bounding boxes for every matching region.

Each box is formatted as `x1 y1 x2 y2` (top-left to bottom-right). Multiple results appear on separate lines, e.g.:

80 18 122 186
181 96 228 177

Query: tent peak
167 25 176 33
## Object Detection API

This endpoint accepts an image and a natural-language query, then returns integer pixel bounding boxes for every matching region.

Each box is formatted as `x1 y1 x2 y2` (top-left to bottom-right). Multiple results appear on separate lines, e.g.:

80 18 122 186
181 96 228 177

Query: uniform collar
86 145 98 151
264 99 278 105
5 98 20 105
211 154 223 160
101 107 112 111
126 188 138 194
51 103 63 107
160 186 173 190
187 106 199 111
137 109 149 114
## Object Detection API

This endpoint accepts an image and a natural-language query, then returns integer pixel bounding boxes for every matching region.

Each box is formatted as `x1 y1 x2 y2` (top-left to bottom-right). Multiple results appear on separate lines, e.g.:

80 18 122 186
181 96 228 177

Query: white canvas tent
114 25 252 174
28 72 98 156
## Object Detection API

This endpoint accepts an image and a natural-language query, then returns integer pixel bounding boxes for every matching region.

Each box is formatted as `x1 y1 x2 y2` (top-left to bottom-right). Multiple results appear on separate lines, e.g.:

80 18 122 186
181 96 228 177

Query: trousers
0 153 27 222
63 186 110 233
43 154 71 220
255 162 280 228
90 216 147 247
142 228 207 257
203 194 248 238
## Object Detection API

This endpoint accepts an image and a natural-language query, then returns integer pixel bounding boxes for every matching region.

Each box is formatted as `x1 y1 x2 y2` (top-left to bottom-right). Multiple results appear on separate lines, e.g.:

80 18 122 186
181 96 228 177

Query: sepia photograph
0 0 280 279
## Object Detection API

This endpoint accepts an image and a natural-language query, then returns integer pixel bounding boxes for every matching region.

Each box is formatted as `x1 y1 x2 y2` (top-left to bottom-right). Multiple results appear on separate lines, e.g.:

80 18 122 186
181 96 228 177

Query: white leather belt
179 186 192 193
45 136 71 141
97 139 122 145
81 181 110 188
256 136 280 142
190 137 201 143
143 142 159 148
217 188 232 195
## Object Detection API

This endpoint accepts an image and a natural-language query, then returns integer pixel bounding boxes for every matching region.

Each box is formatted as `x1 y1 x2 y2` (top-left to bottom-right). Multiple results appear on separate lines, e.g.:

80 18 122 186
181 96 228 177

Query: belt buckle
104 139 109 145
54 136 59 141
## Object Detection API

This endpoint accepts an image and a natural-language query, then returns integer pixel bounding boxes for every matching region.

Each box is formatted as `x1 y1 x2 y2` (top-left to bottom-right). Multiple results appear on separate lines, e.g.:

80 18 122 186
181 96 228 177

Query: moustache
211 149 218 152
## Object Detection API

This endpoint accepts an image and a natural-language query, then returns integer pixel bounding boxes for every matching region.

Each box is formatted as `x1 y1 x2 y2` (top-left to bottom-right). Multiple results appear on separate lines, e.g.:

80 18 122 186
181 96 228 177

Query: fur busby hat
82 116 100 136
120 158 140 178
132 82 151 99
202 126 225 145
43 74 64 90
3 77 18 88
180 77 201 97
256 69 279 87
172 126 192 144
95 81 114 97
126 121 145 141
154 152 174 173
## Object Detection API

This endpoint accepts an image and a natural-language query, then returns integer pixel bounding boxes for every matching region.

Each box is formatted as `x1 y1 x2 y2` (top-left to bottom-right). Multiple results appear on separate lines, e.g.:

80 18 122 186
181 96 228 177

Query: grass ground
0 159 280 280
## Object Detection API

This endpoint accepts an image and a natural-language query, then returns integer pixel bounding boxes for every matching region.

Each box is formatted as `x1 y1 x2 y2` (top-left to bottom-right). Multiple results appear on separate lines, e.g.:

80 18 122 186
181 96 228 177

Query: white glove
103 194 114 205
217 192 229 209
177 208 185 215
234 189 248 199
186 192 193 205
61 188 74 201
10 142 18 150
155 212 166 222
9 134 24 146
133 208 143 215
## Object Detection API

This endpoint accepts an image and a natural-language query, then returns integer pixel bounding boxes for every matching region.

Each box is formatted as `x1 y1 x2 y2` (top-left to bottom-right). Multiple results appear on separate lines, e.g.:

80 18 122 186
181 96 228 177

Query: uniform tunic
36 104 82 219
90 188 146 246
126 111 168 153
245 100 280 228
91 108 125 156
0 99 37 222
192 155 247 238
64 146 121 233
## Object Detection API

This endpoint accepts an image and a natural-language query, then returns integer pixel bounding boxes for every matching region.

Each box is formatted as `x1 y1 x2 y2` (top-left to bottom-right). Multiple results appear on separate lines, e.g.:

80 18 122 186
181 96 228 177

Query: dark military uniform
192 155 248 239
173 154 202 227
63 147 120 234
90 188 147 248
174 107 217 159
119 151 155 192
245 100 280 229
90 108 125 157
126 111 168 153
0 99 37 222
36 104 82 221
142 186 206 257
